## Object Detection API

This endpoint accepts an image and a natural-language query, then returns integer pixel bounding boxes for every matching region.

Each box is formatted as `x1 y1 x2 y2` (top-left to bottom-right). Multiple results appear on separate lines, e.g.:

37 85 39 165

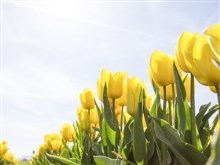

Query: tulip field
1 23 220 165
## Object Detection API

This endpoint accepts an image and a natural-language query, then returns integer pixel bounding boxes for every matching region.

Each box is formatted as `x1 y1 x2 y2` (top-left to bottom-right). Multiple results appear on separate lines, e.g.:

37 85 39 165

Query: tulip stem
163 86 167 120
215 85 220 120
168 101 173 126
190 73 196 147
162 86 167 165
172 83 175 126
120 106 124 132
112 99 119 153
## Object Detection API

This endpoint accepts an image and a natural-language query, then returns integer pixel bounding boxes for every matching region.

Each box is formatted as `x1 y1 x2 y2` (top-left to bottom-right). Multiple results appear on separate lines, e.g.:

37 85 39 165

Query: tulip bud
89 108 99 125
150 50 175 86
0 141 9 156
108 72 126 99
77 107 90 131
159 84 175 101
80 88 95 110
185 35 220 86
60 123 76 142
127 77 146 116
145 94 155 110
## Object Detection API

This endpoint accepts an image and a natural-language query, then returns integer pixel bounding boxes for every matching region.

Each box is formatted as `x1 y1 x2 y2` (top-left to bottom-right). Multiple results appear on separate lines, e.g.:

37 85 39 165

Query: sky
1 0 219 158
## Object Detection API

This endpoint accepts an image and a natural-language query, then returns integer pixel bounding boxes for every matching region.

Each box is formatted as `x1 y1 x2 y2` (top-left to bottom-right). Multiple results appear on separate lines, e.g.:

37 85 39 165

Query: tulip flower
60 123 76 142
108 71 126 100
184 35 220 86
89 108 99 125
210 86 217 93
204 23 220 40
150 50 175 86
145 94 155 110
80 88 95 110
159 84 175 101
183 76 193 102
127 77 146 116
77 107 90 131
0 141 9 156
97 69 111 102
44 133 63 152
176 32 200 72
115 84 127 107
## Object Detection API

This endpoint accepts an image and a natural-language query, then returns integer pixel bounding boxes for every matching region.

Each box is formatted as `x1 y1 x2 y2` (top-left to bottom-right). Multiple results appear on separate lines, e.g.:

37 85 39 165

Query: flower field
1 23 220 165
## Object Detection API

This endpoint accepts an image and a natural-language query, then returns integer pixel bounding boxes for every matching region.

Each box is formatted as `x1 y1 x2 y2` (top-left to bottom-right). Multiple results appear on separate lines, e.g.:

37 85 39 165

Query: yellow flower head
80 88 95 110
44 133 63 152
60 123 76 142
150 50 175 86
177 32 200 72
185 35 220 86
77 107 90 131
108 71 127 99
89 108 99 125
126 77 146 116
0 141 9 156
145 94 155 110
159 84 176 101
97 69 111 102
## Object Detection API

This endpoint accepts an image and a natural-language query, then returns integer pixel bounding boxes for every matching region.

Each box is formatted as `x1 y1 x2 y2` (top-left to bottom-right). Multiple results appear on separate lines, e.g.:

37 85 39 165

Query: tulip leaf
153 118 207 165
206 127 220 165
133 96 147 162
105 120 116 146
94 155 123 165
173 63 186 134
103 84 115 130
46 153 79 165
145 121 155 160
196 102 211 127
101 119 107 147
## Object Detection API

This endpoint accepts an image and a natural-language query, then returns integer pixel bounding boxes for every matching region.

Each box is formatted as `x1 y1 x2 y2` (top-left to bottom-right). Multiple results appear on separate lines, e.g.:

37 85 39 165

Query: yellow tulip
204 23 220 40
97 69 111 102
127 77 146 116
3 152 18 165
108 72 126 99
77 107 90 131
115 83 127 107
80 88 95 110
185 35 220 86
159 84 175 101
204 23 220 65
145 94 155 110
150 50 175 86
176 32 200 72
44 133 63 152
183 76 193 102
60 123 76 142
89 108 99 125
0 141 8 156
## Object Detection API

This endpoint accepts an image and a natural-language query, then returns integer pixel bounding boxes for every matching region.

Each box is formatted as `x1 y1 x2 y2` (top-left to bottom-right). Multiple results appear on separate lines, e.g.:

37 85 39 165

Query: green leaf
145 122 155 160
46 153 79 165
133 93 147 163
94 155 123 165
206 127 220 165
105 120 116 146
103 84 115 130
173 63 186 134
196 102 211 127
153 118 207 165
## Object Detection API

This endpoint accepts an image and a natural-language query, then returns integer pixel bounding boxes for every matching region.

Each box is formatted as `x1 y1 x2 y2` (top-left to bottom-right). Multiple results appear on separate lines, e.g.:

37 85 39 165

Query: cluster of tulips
31 22 220 165
0 141 18 165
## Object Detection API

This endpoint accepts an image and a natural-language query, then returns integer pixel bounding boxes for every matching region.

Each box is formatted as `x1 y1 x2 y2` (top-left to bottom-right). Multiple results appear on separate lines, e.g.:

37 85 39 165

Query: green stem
120 106 124 132
172 83 176 126
190 73 196 147
161 86 167 165
88 109 92 163
215 85 220 120
168 101 173 126
163 86 167 120
112 99 119 152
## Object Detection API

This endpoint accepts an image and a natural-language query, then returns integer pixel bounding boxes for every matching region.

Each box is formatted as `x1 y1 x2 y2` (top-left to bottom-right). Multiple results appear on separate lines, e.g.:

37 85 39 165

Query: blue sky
1 0 219 158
